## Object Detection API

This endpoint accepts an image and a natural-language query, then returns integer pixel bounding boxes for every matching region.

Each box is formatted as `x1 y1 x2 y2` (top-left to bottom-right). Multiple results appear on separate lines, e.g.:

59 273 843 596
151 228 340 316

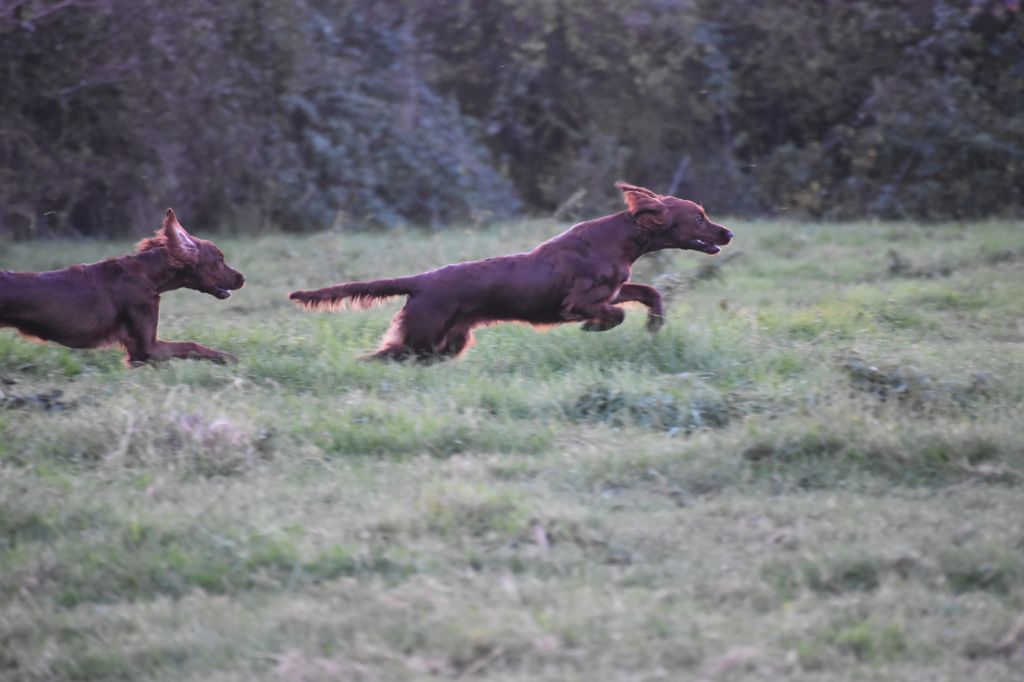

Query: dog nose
721 228 734 243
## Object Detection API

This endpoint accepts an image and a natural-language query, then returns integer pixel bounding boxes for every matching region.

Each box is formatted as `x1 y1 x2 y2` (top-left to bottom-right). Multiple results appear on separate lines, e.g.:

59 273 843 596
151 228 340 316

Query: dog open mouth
687 239 721 255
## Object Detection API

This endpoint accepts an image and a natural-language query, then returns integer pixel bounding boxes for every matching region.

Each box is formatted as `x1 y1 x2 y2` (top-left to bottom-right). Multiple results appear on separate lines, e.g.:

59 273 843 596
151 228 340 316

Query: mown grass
2 218 1023 681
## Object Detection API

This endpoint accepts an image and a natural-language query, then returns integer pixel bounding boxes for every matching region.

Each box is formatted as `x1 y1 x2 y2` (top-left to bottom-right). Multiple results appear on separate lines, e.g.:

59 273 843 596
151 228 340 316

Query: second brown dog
0 209 244 365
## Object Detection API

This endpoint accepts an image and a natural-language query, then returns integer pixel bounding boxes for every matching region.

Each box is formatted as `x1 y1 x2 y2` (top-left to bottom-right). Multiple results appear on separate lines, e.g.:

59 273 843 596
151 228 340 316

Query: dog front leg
612 283 665 332
578 304 626 332
124 303 236 365
561 282 625 332
148 340 237 364
126 339 236 365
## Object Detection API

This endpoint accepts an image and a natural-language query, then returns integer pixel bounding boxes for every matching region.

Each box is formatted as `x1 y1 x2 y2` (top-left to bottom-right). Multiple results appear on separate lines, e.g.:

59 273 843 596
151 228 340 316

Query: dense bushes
0 1 520 236
1 0 1021 236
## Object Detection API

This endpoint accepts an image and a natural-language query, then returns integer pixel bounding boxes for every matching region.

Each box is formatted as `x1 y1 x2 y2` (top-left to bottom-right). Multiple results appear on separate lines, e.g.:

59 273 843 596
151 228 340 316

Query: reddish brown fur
290 183 733 361
0 209 244 365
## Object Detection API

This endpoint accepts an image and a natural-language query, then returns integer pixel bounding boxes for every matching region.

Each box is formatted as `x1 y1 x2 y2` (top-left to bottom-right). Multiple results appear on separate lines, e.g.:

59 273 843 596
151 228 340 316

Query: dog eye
696 215 705 224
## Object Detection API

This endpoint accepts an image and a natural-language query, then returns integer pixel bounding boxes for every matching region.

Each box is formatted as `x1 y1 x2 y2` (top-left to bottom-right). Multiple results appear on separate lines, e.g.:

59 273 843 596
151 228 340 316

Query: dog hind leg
438 322 476 359
368 300 457 361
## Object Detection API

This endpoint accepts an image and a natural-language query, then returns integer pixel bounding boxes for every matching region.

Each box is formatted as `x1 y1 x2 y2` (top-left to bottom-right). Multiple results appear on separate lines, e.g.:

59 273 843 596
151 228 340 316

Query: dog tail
289 276 419 312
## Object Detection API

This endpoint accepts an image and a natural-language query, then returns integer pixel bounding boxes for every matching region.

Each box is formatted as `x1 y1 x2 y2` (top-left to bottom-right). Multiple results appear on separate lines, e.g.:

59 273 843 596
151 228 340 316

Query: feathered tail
289 276 418 311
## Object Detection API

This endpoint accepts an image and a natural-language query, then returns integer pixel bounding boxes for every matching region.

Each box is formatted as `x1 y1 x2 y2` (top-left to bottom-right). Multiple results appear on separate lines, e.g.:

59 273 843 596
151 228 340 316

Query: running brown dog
0 209 244 364
290 182 733 361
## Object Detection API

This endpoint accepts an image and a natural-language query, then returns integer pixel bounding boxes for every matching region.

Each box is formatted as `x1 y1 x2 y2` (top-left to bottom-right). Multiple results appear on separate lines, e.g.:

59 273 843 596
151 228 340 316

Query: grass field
2 218 1023 681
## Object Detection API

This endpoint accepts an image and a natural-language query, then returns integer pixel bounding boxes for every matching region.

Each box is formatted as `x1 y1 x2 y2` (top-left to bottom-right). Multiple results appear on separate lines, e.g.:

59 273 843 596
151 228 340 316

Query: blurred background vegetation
1 0 1021 237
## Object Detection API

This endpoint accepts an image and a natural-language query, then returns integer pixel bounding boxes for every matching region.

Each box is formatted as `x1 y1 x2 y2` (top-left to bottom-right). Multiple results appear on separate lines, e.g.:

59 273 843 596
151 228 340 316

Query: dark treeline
1 0 1021 237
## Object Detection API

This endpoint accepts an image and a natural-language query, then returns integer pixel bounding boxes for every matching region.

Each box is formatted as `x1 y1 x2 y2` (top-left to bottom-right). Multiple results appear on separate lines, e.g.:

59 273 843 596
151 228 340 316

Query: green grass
2 218 1023 681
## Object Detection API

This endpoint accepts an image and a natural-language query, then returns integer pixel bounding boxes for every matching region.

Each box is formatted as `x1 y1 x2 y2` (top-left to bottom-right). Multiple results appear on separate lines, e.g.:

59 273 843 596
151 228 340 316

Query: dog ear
616 182 668 230
162 208 199 266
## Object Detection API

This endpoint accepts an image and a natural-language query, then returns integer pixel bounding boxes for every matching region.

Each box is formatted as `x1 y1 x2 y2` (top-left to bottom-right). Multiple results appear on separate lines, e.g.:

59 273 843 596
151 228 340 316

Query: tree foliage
0 0 1020 236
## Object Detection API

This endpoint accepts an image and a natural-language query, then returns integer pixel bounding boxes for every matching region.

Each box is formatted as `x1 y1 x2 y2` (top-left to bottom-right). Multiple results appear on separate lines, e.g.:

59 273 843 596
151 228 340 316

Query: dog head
138 209 245 298
617 182 733 255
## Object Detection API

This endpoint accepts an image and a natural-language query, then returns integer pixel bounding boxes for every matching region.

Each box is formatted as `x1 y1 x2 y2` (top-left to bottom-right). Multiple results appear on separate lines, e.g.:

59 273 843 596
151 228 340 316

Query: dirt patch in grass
841 353 993 411
570 381 730 432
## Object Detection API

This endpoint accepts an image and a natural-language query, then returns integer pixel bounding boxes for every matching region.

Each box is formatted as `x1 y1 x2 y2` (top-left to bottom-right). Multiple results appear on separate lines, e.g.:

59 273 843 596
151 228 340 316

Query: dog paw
210 351 238 364
646 313 665 332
